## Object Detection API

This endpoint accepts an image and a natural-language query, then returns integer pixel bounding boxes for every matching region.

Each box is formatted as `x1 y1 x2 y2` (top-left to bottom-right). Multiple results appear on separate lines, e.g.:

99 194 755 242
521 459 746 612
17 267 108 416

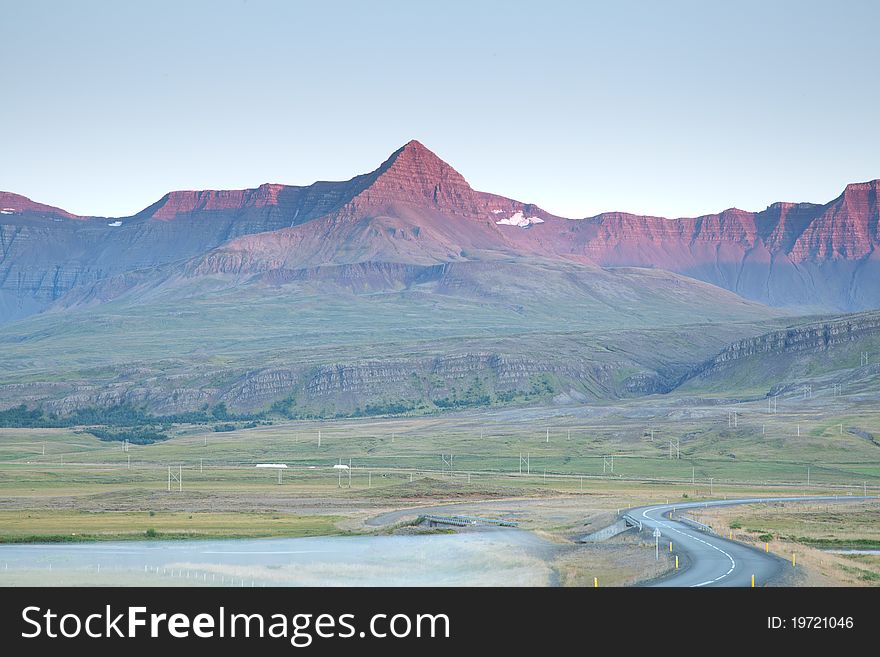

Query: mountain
11 139 880 416
0 192 83 220
568 181 880 309
1 140 878 325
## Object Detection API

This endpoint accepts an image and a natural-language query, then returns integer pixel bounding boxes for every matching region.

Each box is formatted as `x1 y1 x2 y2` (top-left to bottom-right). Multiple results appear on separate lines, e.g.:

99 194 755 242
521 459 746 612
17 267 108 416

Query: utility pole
168 466 181 492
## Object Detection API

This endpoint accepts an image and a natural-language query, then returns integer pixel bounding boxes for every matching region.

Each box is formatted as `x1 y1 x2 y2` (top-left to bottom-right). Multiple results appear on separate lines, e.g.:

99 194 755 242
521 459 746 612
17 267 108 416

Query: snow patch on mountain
495 211 544 228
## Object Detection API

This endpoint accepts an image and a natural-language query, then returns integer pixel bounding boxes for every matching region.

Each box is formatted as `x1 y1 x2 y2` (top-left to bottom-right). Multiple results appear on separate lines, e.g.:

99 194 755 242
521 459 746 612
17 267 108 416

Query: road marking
641 508 737 586
634 496 876 587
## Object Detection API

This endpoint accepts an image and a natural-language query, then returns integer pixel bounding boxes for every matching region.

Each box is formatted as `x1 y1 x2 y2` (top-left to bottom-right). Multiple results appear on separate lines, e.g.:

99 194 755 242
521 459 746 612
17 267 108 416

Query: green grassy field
0 510 343 543
1 383 877 542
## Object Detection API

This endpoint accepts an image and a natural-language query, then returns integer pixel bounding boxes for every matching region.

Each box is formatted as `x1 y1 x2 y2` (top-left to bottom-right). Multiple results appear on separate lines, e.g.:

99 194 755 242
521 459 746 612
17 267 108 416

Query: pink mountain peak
345 139 480 215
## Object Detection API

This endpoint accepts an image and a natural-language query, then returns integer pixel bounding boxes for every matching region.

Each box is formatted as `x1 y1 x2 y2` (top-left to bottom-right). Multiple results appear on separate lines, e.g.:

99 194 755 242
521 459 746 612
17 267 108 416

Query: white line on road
641 507 737 586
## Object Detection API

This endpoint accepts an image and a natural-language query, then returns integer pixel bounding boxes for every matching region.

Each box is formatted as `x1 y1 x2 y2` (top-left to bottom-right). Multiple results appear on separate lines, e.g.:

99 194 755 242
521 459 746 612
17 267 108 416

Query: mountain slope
0 255 785 415
677 310 880 397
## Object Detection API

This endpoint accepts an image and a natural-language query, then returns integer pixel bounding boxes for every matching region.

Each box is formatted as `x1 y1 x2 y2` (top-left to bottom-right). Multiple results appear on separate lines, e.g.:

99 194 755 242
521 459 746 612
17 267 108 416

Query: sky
2 0 879 219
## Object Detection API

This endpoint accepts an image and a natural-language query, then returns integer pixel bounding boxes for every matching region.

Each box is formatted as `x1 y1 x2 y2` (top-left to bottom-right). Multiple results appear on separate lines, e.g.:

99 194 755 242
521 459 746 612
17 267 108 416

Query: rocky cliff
6 349 673 417
680 311 880 388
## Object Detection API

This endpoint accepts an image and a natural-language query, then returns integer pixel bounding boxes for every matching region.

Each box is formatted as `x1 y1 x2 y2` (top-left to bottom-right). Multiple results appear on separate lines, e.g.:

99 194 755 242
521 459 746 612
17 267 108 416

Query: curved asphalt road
628 496 875 587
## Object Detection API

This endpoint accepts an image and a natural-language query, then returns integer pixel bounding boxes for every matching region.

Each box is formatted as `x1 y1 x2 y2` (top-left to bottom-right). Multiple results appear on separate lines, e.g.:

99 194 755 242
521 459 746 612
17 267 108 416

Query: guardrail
673 514 715 533
622 514 642 531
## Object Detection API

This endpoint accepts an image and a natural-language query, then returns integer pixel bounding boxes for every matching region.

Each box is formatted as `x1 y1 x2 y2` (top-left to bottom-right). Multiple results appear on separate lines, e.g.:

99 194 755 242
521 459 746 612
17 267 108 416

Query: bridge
419 514 519 528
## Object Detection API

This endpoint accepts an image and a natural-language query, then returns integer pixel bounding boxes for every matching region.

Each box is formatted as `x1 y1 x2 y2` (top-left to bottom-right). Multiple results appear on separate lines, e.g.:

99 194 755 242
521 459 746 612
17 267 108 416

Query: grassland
1 383 877 528
1 363 878 586
0 510 342 543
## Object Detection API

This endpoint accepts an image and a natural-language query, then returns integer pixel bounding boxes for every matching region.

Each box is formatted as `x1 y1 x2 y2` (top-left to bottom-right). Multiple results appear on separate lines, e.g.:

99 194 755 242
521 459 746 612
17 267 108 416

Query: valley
1 139 879 587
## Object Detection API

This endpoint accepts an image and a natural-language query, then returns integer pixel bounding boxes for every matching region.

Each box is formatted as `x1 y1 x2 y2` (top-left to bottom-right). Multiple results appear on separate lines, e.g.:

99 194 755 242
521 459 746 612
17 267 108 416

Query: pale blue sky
2 0 878 219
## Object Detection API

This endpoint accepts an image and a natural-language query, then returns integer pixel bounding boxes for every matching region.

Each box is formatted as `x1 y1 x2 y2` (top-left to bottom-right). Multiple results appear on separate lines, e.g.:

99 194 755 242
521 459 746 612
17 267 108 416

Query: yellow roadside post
594 577 599 588
792 553 796 567
765 542 769 553
751 574 755 587
669 541 673 552
675 555 679 569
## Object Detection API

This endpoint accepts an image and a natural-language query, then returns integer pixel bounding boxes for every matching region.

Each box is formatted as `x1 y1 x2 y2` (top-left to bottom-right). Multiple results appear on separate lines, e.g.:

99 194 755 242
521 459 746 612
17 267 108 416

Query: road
628 496 874 587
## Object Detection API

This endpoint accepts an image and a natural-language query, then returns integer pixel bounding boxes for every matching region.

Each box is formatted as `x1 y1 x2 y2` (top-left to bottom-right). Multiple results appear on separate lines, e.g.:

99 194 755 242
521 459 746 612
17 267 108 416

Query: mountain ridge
1 140 879 320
